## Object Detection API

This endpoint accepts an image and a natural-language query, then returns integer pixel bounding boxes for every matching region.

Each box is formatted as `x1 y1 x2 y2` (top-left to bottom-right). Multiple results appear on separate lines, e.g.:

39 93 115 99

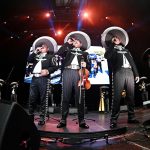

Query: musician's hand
41 69 49 76
135 76 140 83
81 62 86 68
35 47 42 54
67 38 75 45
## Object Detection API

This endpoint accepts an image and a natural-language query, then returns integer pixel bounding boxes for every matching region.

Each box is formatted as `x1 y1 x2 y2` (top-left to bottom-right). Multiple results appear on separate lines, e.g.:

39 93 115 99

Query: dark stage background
0 0 150 110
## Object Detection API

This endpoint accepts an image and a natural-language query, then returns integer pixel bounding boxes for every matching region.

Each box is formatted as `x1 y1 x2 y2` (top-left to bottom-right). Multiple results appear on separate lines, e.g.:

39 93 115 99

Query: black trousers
28 76 48 118
60 69 85 124
111 68 135 122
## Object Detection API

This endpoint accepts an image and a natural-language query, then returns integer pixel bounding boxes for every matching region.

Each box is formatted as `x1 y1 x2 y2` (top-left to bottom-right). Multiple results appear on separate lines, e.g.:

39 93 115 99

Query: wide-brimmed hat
32 36 58 54
101 26 129 48
64 31 91 50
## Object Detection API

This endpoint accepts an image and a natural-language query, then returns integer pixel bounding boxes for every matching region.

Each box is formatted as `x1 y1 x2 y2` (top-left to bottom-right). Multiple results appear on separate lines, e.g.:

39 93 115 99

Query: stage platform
35 107 150 146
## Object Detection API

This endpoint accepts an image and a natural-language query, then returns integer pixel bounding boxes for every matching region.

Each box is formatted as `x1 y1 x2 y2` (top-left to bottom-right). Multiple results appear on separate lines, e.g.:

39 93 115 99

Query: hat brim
64 31 91 50
32 36 58 54
101 26 129 48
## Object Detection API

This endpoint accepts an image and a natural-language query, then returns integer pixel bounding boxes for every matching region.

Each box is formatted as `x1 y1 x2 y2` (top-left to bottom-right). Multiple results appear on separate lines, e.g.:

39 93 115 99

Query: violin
78 68 91 90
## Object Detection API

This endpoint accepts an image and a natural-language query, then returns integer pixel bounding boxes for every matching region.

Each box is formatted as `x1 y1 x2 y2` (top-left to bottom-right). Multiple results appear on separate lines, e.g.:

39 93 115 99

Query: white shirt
70 48 82 66
33 53 47 74
122 54 131 68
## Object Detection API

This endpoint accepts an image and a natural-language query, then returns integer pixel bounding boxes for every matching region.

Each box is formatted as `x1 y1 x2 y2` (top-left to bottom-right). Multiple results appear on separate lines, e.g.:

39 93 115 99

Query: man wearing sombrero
102 27 140 128
56 31 91 129
27 36 58 125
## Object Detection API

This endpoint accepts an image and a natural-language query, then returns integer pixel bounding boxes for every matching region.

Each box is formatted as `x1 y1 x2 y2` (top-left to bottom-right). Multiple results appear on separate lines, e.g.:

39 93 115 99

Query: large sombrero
64 31 91 50
101 26 129 48
32 36 58 54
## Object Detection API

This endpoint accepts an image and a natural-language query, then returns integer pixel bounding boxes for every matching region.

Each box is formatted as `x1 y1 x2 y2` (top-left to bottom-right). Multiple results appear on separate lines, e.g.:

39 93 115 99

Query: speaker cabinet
0 102 40 150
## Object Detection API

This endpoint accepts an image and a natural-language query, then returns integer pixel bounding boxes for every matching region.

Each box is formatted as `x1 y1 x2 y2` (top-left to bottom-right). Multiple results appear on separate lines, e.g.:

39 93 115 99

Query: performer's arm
27 52 36 63
56 40 73 57
104 43 116 60
127 51 139 83
43 55 59 74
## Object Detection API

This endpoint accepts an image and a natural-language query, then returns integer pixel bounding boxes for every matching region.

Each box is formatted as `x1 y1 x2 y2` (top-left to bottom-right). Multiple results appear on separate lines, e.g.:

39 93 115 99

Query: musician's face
73 39 82 48
112 36 121 45
40 44 49 53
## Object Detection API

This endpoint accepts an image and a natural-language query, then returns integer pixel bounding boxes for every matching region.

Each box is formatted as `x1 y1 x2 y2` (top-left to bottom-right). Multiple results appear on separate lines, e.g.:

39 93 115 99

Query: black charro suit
104 44 139 124
56 42 90 125
27 52 57 122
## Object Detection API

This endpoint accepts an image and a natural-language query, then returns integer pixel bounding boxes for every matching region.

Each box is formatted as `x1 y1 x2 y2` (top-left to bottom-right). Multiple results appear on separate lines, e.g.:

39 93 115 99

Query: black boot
79 120 89 129
110 119 117 129
38 115 45 126
57 120 66 128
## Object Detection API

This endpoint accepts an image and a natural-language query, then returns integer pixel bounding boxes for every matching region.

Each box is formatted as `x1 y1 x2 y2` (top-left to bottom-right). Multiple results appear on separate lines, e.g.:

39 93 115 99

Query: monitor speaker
0 102 40 150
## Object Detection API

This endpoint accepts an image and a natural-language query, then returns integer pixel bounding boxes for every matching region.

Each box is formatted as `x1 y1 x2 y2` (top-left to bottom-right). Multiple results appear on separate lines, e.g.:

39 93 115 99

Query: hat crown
64 31 91 50
101 26 129 48
32 36 58 54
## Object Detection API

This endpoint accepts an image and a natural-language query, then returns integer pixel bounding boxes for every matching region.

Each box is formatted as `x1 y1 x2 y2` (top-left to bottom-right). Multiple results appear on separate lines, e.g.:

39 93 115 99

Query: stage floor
35 107 150 133
35 107 150 149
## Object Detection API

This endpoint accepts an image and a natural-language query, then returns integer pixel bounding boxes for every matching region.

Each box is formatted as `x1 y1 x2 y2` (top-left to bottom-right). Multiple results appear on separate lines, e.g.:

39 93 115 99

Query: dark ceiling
0 0 150 82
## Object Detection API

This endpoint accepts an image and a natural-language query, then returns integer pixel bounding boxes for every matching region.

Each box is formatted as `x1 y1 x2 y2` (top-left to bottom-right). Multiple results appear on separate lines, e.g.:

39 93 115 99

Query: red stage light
83 12 89 18
55 30 62 36
105 16 109 20
45 12 51 18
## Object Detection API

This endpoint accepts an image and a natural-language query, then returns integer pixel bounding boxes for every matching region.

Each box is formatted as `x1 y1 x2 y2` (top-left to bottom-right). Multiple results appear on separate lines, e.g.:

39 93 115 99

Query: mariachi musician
101 26 140 128
56 31 91 129
27 36 58 125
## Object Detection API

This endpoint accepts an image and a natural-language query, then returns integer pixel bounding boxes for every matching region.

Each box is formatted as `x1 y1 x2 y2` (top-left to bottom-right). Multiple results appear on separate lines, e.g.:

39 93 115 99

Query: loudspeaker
0 102 40 150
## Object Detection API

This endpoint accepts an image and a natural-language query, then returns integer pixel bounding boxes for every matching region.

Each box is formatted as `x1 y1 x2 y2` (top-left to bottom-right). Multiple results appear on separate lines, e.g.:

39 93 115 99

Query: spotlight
45 12 51 18
131 22 134 26
55 30 63 36
83 12 89 18
105 16 110 20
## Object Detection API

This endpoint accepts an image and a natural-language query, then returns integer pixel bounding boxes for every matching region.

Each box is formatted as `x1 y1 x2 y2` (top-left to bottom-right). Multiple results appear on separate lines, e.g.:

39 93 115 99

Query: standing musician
102 27 140 128
27 36 58 126
56 31 91 129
